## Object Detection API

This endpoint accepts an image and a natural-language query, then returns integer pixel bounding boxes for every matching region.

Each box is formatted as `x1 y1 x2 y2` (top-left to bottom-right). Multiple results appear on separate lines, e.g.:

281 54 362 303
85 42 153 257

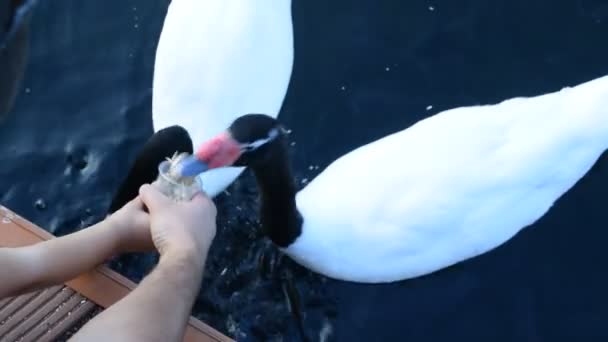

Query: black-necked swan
176 75 608 283
108 0 294 212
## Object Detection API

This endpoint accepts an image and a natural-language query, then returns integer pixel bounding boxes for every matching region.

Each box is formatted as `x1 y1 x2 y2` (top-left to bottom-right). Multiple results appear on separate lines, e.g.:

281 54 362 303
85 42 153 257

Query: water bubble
226 314 241 336
319 319 334 342
385 66 391 71
34 199 47 211
301 178 309 184
25 88 31 94
426 105 433 111
429 6 435 11
290 142 296 147
340 85 346 91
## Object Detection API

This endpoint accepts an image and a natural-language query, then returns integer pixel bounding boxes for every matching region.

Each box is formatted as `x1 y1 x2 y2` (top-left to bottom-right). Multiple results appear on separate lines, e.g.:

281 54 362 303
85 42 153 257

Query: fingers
190 191 210 203
139 184 171 211
125 195 144 209
190 192 215 208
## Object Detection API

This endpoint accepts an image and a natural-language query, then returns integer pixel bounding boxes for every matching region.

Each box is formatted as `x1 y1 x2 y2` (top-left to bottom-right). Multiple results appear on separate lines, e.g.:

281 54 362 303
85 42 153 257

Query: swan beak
178 131 242 177
176 155 209 177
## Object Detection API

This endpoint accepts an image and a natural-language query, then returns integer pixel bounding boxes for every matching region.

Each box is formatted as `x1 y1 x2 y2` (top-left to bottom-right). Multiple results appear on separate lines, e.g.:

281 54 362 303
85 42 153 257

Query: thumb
190 191 209 202
189 191 213 206
139 184 170 211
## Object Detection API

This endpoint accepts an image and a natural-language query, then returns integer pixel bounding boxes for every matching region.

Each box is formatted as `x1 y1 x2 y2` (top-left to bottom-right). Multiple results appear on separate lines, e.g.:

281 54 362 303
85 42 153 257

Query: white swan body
286 75 608 283
152 0 294 197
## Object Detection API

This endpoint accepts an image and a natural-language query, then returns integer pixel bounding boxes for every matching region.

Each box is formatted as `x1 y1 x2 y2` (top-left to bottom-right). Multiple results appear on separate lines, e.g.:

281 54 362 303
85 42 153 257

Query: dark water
1 0 608 341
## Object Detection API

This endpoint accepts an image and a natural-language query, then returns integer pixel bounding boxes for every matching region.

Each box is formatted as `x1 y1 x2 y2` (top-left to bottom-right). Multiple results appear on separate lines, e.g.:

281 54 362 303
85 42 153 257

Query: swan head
178 114 288 176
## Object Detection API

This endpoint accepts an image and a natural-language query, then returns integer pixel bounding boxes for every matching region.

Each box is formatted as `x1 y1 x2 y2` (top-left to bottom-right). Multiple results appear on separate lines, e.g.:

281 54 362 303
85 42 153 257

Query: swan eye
241 144 256 153
239 128 281 153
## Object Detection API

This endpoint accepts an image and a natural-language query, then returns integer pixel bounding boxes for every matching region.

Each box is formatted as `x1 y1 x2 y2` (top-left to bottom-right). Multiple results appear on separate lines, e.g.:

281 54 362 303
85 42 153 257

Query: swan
109 0 294 212
176 74 608 283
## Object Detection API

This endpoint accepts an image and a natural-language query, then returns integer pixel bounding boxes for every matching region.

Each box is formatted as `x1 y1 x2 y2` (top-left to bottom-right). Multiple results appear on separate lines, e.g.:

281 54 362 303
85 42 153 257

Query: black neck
108 125 193 214
250 141 302 247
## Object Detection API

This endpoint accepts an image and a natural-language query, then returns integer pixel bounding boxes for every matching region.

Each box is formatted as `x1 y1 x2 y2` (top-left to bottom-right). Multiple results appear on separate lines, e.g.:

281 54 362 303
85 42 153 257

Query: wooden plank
0 289 46 335
0 290 39 327
0 297 13 310
0 286 71 342
25 291 89 341
39 297 96 342
7 286 74 341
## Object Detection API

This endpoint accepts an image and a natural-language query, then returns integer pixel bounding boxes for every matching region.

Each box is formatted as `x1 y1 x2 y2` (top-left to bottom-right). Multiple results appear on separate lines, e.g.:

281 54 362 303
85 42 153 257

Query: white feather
286 75 608 283
152 0 294 197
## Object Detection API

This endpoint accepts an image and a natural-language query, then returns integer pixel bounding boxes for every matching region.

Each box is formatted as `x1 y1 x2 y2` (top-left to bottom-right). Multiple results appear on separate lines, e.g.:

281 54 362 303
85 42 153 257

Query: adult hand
138 184 217 262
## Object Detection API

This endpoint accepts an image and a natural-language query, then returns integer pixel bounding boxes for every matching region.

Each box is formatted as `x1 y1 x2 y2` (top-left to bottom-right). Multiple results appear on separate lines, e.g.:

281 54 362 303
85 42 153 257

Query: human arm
71 248 206 342
71 184 217 342
0 197 152 298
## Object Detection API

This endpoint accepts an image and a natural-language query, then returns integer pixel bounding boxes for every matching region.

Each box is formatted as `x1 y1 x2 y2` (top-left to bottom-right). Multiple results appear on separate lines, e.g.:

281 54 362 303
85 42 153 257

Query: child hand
108 196 154 253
